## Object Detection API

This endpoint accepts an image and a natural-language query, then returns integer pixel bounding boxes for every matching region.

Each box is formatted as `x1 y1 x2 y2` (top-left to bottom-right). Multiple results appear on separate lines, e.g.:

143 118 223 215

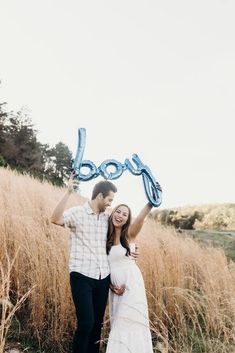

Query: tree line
0 101 72 187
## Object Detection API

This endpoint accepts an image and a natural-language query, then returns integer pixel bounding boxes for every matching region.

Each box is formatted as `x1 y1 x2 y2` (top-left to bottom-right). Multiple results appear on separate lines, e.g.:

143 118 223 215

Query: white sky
1 0 235 215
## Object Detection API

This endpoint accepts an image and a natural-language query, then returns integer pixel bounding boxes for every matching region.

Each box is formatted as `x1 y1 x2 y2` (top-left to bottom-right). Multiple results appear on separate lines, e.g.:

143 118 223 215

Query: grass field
1 167 235 353
178 229 235 262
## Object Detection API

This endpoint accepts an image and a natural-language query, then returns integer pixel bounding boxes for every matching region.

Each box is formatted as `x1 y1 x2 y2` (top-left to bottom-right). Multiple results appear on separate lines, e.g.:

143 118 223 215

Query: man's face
98 191 115 212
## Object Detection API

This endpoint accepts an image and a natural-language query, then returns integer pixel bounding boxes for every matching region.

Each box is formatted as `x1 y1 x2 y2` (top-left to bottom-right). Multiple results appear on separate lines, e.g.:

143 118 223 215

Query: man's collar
84 201 107 217
84 201 95 215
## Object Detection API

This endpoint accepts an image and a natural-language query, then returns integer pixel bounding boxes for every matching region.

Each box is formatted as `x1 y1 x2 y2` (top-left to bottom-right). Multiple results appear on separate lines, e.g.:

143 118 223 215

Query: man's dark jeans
70 272 110 353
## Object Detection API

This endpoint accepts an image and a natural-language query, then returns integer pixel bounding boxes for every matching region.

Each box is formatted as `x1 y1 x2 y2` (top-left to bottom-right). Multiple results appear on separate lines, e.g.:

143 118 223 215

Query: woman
106 203 154 353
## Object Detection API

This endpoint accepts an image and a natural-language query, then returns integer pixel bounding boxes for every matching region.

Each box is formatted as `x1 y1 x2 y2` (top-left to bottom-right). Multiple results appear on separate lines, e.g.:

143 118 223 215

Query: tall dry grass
1 167 235 352
136 222 235 352
0 167 86 351
0 250 33 353
153 204 235 230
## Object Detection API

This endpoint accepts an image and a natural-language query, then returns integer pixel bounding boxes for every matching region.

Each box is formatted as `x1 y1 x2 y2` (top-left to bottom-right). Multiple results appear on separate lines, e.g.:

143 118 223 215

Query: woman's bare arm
128 203 153 240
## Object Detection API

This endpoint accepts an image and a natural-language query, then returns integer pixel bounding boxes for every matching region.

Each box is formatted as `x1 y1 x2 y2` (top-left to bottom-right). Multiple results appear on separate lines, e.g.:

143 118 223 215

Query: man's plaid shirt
63 201 110 279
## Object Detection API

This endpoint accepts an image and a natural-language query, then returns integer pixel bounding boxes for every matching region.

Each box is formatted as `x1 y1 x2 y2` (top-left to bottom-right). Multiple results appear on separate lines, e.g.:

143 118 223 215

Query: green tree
44 142 72 186
0 102 8 152
1 111 44 175
0 88 73 186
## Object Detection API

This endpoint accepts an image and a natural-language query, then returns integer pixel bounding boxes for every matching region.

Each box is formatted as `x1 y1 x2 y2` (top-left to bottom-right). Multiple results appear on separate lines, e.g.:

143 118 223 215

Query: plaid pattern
63 201 110 279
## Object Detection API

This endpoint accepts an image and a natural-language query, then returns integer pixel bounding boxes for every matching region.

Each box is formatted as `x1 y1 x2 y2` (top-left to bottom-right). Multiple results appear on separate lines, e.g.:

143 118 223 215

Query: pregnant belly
110 266 129 287
110 264 142 288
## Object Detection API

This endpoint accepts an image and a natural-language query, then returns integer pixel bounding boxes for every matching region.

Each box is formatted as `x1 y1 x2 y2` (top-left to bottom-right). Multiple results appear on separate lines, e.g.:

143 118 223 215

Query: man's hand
68 172 80 194
110 283 126 296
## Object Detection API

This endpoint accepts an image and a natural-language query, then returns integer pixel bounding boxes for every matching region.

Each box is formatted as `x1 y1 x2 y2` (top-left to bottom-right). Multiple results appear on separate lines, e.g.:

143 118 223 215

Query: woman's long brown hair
106 204 132 256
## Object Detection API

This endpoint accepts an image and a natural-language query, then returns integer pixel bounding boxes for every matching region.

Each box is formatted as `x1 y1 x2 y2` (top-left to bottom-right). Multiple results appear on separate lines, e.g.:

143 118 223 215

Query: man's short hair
91 180 117 200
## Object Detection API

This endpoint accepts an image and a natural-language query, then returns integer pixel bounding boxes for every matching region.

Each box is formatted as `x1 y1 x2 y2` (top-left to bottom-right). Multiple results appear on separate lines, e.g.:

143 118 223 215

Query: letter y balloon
70 128 162 207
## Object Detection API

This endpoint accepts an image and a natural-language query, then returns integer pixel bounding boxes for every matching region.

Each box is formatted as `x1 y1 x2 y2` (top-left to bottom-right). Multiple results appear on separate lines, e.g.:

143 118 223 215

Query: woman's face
112 205 129 228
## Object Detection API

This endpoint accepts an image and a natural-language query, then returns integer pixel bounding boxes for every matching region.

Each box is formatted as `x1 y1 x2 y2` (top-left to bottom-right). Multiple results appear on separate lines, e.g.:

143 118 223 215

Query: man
51 175 130 353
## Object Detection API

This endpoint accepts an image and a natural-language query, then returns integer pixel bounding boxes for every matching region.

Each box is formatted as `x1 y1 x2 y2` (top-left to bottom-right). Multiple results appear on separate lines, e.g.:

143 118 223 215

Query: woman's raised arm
128 203 153 240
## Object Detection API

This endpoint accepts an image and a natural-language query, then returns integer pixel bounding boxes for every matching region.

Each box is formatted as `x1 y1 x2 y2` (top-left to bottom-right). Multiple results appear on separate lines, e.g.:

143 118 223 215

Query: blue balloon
72 128 86 177
124 154 144 176
79 160 99 181
71 128 99 182
98 159 124 180
142 168 162 207
126 153 162 207
71 128 162 207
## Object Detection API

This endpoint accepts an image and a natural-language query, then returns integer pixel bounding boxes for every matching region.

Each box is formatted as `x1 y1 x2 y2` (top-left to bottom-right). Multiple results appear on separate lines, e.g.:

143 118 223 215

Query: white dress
106 243 154 353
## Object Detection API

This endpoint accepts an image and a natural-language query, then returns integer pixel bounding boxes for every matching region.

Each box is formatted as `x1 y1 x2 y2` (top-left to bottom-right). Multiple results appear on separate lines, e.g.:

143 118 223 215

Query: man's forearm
51 191 71 226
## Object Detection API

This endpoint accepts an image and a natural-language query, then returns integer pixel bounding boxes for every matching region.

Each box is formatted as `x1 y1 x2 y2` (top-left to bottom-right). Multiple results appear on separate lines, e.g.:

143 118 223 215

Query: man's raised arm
51 174 78 226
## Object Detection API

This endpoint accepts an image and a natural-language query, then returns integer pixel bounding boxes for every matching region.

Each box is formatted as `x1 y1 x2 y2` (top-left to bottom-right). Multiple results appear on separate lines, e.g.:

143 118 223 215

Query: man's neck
89 200 101 215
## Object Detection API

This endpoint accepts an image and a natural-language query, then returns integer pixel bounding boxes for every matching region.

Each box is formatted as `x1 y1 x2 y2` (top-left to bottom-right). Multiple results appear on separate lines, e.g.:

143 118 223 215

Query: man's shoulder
64 203 87 216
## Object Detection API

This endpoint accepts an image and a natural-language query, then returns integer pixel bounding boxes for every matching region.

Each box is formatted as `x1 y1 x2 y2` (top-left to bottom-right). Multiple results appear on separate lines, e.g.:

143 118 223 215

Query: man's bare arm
51 174 79 226
51 191 71 226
